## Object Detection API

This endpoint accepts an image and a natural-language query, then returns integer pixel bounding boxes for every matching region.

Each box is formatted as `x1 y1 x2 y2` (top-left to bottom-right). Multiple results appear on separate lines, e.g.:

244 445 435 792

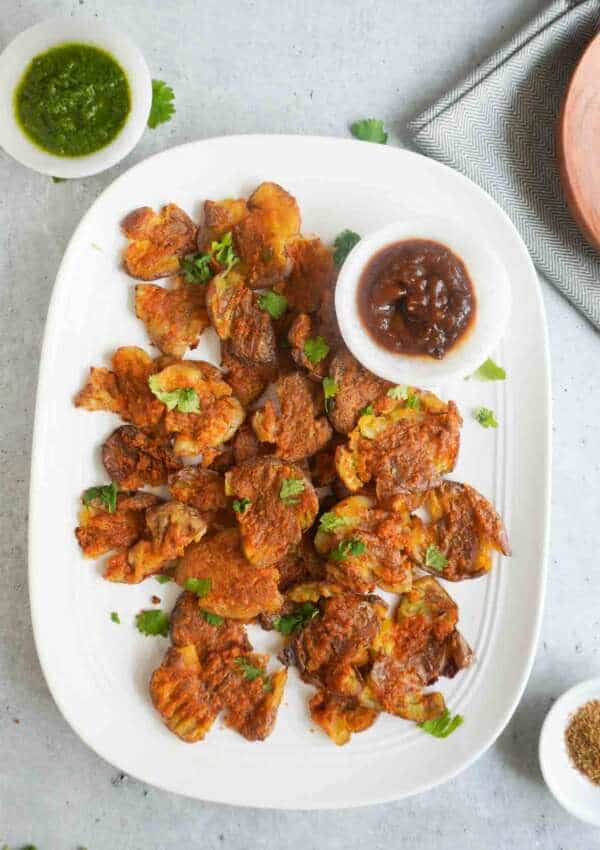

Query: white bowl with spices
539 676 600 826
0 17 152 178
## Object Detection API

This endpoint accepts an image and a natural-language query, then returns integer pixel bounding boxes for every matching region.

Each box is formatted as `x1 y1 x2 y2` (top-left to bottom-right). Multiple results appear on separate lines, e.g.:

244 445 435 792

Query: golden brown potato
220 660 287 741
102 425 181 490
233 182 300 288
224 458 319 567
422 481 511 580
135 277 209 356
252 372 332 463
75 491 159 558
207 270 276 365
221 343 277 407
74 367 125 415
168 466 228 527
309 691 378 746
275 235 335 313
335 388 462 501
326 348 391 434
362 655 446 723
287 313 329 380
206 268 246 340
198 198 248 249
170 590 251 655
122 204 197 280
231 422 270 465
105 501 207 583
175 528 283 619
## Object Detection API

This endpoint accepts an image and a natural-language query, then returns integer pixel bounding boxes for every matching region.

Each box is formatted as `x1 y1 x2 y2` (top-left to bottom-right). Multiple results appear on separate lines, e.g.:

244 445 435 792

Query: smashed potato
175 528 283 619
168 466 227 527
122 204 197 280
275 235 335 314
75 491 159 558
170 590 251 655
199 197 248 249
309 691 378 746
135 277 209 356
225 458 319 567
327 348 391 434
207 269 276 365
336 388 462 501
252 372 332 462
221 342 276 407
102 425 181 489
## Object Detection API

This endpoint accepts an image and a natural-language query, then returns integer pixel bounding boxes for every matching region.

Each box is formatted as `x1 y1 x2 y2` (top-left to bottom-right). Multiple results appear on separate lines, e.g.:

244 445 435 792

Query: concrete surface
1 0 600 847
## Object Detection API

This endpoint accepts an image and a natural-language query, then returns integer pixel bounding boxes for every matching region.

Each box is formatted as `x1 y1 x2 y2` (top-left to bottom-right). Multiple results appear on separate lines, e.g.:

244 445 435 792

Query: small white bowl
0 17 152 178
539 677 600 826
335 216 511 385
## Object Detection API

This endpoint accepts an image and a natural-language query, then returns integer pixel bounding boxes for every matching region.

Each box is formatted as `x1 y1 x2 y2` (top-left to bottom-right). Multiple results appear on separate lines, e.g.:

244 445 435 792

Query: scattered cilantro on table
350 118 388 144
110 612 120 624
148 79 175 128
333 229 360 267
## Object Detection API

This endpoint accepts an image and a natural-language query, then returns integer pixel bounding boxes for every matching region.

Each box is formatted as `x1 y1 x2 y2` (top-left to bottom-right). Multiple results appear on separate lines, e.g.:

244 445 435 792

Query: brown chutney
357 239 476 359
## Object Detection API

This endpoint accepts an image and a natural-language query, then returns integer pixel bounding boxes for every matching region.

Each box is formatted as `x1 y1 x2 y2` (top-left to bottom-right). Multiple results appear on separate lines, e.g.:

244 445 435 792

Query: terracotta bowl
557 31 600 253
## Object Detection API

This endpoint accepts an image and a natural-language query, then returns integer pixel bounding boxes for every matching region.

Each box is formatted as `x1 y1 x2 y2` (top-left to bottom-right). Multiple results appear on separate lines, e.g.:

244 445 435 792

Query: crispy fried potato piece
224 458 319 567
336 388 462 501
422 481 510 580
102 425 181 489
274 235 335 313
168 467 228 527
327 348 391 434
122 204 197 280
198 198 248 249
74 367 125 415
175 528 283 619
221 343 277 407
287 313 329 380
75 491 159 558
207 269 276 365
170 590 251 655
219 654 288 741
362 656 446 722
135 277 209 356
233 182 300 288
150 645 220 742
309 436 343 487
231 422 270 465
105 501 206 583
252 372 332 462
206 268 246 340
309 691 378 745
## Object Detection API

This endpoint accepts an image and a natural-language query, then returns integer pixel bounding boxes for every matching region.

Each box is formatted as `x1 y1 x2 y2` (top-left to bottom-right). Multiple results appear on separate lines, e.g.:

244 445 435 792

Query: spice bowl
0 17 152 178
539 676 600 826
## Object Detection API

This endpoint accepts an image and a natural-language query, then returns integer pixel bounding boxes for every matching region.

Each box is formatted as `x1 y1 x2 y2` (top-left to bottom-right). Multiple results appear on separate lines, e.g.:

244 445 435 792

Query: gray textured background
1 1 600 847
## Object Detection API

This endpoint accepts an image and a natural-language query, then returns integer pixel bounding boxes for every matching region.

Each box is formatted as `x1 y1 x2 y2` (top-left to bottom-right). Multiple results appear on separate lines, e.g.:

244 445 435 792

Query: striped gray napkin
408 0 600 329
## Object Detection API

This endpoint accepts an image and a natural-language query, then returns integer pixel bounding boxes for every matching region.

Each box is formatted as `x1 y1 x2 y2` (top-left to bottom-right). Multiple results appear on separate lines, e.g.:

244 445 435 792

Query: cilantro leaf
258 290 288 319
82 482 118 513
279 477 306 505
472 358 506 381
387 385 408 400
475 407 498 429
233 498 251 514
201 610 224 626
425 544 447 572
185 577 212 599
181 252 212 284
110 612 120 624
155 574 172 584
273 602 319 635
303 336 330 364
234 657 272 690
330 538 366 561
148 376 200 412
333 230 361 267
350 118 388 144
322 376 338 412
406 392 421 410
136 609 169 637
420 709 464 738
148 79 175 129
52 176 67 183
211 232 239 271
359 403 374 417
319 512 350 533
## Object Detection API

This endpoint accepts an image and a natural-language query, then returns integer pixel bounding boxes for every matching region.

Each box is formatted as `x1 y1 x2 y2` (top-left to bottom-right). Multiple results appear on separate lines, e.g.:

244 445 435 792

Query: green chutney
14 43 130 157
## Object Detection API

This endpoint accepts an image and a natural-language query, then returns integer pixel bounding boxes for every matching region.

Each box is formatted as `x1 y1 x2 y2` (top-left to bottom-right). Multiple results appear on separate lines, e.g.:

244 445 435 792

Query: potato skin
122 204 197 280
309 691 378 745
170 590 251 655
275 235 335 314
102 425 182 489
75 491 159 558
327 348 391 435
135 278 209 356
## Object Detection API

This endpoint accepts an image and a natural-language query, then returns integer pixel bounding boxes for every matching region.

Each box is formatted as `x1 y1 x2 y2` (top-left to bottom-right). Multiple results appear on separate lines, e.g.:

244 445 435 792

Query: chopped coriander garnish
201 610 224 626
350 118 388 144
475 407 498 429
273 602 319 635
82 481 118 513
52 175 67 183
211 232 239 271
303 336 330 364
319 512 350 533
258 290 288 319
155 574 172 584
233 498 251 514
472 358 506 381
330 538 366 561
135 609 169 637
359 403 374 417
279 477 306 505
110 611 120 624
148 79 175 128
148 376 200 413
333 229 361 267
387 385 408 400
406 391 421 410
181 252 212 284
322 376 339 412
234 657 272 691
425 544 447 572
184 577 212 598
420 709 464 738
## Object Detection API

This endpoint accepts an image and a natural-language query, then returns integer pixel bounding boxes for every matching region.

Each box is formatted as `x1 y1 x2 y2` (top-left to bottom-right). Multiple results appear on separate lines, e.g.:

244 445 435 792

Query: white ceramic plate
29 135 551 809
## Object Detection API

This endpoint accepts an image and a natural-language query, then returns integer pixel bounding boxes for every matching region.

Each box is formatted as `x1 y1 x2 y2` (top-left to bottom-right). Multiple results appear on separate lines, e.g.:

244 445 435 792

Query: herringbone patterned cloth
408 0 600 329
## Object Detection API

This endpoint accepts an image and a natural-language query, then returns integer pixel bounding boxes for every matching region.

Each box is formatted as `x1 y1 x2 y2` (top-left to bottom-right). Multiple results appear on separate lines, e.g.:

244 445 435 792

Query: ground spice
565 699 600 784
